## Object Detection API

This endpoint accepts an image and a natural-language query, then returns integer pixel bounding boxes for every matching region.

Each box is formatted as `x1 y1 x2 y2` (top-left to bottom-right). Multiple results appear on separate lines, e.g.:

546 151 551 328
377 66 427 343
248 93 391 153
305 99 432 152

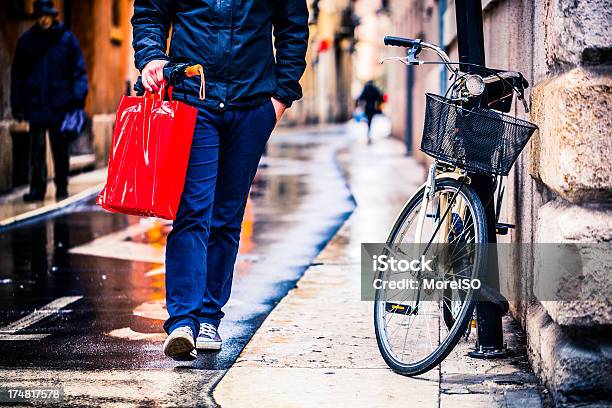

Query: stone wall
524 0 611 404
385 0 612 405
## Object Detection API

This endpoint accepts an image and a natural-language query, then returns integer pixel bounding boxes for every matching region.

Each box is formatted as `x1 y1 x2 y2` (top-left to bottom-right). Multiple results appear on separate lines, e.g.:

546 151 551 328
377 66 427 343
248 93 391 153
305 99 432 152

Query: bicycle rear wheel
374 178 487 376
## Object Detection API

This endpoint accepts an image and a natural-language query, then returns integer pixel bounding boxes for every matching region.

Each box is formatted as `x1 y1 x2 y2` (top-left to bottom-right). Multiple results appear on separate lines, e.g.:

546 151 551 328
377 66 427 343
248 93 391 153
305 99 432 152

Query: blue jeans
163 100 276 335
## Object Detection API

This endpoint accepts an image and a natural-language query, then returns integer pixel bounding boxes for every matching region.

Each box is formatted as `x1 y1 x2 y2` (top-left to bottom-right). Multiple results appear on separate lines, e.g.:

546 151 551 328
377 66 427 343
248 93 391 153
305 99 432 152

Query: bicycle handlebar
384 36 421 49
381 35 530 112
382 36 527 87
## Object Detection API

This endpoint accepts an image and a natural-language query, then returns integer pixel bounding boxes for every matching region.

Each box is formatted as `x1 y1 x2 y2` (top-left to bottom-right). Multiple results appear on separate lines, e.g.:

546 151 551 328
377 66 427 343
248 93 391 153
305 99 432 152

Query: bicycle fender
437 172 471 184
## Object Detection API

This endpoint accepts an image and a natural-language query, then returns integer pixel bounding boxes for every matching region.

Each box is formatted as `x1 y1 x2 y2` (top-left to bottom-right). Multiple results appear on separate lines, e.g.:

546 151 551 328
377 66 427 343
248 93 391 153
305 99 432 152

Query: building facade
383 0 611 405
0 0 136 193
286 0 357 125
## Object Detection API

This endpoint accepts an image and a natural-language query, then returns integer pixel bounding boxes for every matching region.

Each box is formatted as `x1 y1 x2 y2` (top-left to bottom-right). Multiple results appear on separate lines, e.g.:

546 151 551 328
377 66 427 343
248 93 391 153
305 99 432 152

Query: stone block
530 67 612 203
535 199 612 327
536 199 612 243
526 303 612 406
542 0 612 68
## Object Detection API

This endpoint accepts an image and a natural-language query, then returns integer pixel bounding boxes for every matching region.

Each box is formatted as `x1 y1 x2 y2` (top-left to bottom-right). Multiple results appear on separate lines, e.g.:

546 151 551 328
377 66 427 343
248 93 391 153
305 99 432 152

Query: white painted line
0 334 50 341
0 184 105 227
145 266 165 277
0 296 82 334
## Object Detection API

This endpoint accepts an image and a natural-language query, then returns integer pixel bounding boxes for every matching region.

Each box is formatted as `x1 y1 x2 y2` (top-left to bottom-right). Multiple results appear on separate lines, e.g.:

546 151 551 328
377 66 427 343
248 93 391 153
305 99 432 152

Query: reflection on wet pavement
0 169 108 226
0 126 355 380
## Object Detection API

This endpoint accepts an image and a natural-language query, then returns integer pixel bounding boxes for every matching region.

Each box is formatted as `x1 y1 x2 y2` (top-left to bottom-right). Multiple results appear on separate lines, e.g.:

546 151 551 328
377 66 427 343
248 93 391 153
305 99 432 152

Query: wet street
0 126 355 406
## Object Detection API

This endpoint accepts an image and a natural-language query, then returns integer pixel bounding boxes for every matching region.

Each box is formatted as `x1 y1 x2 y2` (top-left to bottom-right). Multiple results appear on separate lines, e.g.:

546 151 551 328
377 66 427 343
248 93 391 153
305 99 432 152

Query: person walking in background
132 0 309 361
357 80 384 144
10 0 88 202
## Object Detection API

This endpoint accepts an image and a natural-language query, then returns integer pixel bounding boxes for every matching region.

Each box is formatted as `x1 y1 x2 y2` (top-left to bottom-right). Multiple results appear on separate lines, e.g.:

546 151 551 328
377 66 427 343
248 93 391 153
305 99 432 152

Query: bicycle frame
409 163 471 245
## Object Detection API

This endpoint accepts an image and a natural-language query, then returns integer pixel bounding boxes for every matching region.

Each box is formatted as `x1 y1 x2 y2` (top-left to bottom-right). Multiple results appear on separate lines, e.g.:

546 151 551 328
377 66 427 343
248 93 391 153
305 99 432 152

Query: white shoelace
200 323 216 339
173 326 193 338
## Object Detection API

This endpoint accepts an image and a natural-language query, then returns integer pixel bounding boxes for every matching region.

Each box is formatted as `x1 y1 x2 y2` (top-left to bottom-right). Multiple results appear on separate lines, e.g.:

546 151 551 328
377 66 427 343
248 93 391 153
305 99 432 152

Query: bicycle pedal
385 302 417 316
495 222 515 235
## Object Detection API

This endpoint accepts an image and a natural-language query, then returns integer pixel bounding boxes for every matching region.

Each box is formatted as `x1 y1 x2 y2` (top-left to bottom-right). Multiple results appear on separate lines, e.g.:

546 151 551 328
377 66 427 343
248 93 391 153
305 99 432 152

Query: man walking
357 80 384 144
132 0 309 360
11 0 88 202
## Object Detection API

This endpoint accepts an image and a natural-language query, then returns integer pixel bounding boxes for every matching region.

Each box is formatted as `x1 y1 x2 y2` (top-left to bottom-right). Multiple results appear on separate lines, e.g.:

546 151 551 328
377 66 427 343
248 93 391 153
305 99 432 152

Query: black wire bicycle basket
421 93 538 176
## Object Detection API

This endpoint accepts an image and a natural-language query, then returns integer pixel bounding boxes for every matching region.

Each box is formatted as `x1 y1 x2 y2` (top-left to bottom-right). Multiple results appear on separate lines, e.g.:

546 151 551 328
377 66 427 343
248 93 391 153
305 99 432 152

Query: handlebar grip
384 36 420 48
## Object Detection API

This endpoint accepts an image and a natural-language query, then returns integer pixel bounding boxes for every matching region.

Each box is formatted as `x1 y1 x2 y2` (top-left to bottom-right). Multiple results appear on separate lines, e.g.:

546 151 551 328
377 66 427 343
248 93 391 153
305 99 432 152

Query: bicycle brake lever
407 43 421 64
519 94 529 113
380 42 423 65
379 56 411 65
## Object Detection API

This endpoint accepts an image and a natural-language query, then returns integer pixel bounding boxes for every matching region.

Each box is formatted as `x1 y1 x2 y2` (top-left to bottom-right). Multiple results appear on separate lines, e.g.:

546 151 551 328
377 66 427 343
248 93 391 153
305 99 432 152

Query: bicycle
373 36 538 376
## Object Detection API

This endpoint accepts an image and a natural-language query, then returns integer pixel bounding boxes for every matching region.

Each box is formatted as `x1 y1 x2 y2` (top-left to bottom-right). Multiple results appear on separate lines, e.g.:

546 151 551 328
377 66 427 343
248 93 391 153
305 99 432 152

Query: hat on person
33 0 59 18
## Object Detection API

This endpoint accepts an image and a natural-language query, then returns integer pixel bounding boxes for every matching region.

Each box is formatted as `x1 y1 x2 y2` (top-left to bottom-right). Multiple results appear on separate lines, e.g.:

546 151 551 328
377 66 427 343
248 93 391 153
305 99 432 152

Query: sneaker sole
196 340 222 351
164 333 197 361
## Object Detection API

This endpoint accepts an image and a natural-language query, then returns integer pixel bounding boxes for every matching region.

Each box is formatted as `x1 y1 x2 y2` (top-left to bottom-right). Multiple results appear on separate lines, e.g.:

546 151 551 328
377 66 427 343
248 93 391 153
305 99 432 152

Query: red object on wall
97 83 197 220
318 39 330 53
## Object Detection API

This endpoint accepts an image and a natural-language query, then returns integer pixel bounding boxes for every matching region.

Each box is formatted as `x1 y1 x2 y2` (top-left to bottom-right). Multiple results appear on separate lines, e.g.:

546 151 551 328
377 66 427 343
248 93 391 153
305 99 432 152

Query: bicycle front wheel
374 178 487 376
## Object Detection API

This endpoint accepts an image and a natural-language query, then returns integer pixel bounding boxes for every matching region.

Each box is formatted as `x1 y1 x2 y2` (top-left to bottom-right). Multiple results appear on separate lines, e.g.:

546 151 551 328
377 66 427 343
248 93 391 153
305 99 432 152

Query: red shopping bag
97 85 197 220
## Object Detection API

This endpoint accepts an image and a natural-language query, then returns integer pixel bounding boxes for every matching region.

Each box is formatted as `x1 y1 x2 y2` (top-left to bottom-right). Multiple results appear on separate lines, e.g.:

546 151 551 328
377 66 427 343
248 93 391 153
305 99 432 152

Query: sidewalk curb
0 183 104 229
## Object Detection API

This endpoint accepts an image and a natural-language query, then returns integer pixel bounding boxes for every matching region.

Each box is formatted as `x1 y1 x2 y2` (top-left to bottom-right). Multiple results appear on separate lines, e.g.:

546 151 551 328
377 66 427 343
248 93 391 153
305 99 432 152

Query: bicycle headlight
465 74 485 97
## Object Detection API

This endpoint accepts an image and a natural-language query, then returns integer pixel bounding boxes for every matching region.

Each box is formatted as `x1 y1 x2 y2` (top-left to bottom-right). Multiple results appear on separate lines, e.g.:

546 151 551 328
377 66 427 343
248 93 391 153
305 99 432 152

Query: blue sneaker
196 323 222 351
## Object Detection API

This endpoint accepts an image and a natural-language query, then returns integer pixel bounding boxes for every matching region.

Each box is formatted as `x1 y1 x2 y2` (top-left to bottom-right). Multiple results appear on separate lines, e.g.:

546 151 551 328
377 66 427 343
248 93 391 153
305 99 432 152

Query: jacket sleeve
69 33 89 108
272 0 309 108
10 37 26 117
132 0 174 72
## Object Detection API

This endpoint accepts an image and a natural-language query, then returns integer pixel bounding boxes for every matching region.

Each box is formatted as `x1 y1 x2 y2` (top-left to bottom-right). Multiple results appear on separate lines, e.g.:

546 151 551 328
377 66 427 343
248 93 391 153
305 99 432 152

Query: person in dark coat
132 0 309 361
10 0 88 202
357 80 384 144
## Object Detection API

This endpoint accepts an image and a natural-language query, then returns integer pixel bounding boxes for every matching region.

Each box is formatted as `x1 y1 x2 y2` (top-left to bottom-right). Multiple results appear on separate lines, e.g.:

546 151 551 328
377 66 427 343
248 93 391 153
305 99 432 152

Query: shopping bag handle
144 81 174 101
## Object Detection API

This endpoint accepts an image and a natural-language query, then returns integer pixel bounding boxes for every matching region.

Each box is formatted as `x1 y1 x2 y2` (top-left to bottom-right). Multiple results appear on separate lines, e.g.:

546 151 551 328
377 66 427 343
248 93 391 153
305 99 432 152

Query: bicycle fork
414 164 437 244
411 164 437 313
413 164 467 311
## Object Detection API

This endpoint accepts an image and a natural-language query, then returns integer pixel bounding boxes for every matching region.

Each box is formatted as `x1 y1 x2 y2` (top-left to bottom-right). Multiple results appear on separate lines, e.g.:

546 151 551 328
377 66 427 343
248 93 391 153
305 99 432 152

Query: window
112 0 121 27
110 0 123 44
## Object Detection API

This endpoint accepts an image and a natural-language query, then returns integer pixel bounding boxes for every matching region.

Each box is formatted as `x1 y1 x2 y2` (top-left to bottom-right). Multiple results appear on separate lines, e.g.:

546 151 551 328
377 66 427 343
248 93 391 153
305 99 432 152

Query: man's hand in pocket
271 98 286 123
